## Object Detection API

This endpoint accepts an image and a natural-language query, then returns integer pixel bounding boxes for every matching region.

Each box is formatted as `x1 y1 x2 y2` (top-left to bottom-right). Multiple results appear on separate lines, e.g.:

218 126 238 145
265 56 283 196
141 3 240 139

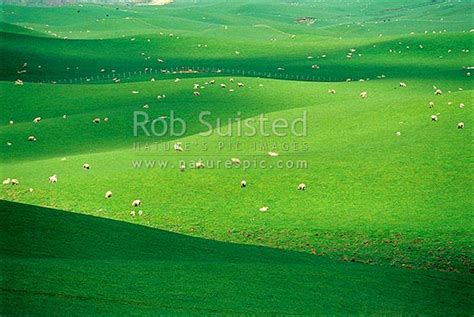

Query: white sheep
11 179 19 185
399 82 407 88
174 142 183 152
105 190 112 198
431 115 438 121
429 101 434 108
231 158 241 165
48 175 58 183
360 91 368 99
2 178 11 185
259 206 269 212
179 163 186 172
240 180 247 188
220 83 227 89
459 103 465 109
457 122 465 129
33 117 42 123
237 82 244 87
268 151 279 157
328 89 336 94
396 131 401 137
138 210 143 216
28 136 37 142
195 161 205 169
297 183 306 191
132 199 141 207
434 89 442 95
83 163 91 170
130 210 136 217
193 91 200 97
93 118 100 124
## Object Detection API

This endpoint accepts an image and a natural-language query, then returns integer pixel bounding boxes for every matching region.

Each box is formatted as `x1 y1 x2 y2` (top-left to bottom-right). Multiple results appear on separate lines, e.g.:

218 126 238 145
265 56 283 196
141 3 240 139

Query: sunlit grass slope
2 76 472 273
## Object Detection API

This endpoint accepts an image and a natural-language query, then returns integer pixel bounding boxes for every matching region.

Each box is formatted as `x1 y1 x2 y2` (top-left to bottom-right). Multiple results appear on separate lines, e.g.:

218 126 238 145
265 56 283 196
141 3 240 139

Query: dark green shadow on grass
1 200 472 315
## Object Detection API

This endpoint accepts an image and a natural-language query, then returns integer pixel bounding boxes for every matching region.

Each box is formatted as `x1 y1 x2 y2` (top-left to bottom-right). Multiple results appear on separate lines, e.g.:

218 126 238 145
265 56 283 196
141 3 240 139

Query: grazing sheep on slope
105 191 112 198
231 158 241 165
298 183 306 191
195 161 205 169
49 175 58 183
132 199 141 207
457 122 464 129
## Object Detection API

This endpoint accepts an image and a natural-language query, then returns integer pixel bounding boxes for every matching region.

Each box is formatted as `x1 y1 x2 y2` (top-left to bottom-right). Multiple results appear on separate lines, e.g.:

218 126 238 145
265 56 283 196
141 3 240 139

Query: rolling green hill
0 0 473 314
0 0 472 82
1 200 472 315
1 76 472 274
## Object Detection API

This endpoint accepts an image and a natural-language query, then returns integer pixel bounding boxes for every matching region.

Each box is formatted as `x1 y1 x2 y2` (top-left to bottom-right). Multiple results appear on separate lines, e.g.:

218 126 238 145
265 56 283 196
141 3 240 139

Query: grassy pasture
1 0 473 314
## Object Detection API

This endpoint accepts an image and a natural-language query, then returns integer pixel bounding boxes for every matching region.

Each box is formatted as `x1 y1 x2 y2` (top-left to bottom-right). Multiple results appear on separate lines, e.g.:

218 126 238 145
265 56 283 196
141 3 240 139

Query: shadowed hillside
1 200 472 315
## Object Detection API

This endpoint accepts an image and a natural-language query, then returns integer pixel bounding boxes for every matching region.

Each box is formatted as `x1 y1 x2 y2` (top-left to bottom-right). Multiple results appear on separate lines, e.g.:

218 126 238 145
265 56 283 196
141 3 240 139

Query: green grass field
1 200 472 315
1 0 473 314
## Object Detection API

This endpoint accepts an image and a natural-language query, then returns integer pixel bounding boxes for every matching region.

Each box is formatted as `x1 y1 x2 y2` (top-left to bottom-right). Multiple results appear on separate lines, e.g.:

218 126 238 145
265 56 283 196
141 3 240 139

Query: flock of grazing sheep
5 76 309 215
4 70 467 217
4 24 470 220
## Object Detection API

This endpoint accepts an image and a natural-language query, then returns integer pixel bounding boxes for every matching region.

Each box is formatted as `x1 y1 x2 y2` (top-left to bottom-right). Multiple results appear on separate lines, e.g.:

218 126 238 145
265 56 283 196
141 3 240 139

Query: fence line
48 66 348 85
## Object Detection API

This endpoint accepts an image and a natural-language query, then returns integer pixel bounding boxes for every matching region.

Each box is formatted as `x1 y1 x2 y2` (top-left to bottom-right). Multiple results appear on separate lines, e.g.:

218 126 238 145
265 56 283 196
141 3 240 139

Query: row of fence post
52 67 342 84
